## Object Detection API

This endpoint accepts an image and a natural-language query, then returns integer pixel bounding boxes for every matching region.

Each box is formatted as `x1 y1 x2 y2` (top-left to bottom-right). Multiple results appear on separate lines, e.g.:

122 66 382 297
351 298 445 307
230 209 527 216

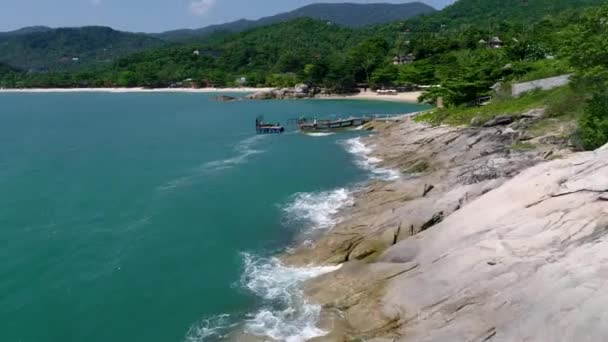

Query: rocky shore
246 84 319 100
230 107 608 341
280 109 608 341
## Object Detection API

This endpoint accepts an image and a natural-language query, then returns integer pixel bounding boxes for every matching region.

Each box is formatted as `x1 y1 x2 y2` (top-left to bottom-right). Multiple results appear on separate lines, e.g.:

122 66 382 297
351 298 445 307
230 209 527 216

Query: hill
0 26 166 71
156 2 436 41
103 18 367 88
0 26 52 38
399 0 607 29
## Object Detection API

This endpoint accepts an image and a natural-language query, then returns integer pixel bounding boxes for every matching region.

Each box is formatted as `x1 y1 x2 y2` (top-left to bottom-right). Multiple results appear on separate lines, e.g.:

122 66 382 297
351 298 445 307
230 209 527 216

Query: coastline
0 87 423 104
270 111 585 341
316 90 423 104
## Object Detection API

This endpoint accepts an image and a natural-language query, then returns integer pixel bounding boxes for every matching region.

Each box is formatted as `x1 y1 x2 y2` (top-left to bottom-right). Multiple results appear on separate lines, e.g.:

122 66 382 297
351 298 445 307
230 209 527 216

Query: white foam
305 132 335 137
341 137 400 181
201 135 265 172
242 253 342 342
158 135 266 191
283 188 353 230
184 314 238 342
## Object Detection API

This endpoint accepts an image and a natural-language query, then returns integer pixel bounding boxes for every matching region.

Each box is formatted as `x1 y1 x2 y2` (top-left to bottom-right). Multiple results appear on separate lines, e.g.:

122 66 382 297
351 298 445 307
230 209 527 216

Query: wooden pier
298 117 372 131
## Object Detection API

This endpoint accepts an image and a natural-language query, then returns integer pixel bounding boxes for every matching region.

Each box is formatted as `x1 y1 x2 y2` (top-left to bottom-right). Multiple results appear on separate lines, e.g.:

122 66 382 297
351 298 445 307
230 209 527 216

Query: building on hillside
392 53 415 65
236 77 247 86
193 50 200 56
488 37 503 49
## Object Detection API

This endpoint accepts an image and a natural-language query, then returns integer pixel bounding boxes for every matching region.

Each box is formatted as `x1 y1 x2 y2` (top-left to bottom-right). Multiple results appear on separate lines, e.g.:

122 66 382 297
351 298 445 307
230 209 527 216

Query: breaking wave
341 137 400 181
283 188 354 231
241 253 341 342
304 132 335 137
184 314 238 342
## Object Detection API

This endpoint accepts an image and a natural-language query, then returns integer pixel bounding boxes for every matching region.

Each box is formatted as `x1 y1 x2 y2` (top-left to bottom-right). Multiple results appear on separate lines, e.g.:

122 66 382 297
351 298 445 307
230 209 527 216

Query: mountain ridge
0 26 166 71
154 2 436 41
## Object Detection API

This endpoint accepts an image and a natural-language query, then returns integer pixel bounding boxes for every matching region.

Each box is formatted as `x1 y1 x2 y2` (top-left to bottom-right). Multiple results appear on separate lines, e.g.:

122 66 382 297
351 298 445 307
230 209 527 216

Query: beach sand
318 90 423 103
0 87 423 103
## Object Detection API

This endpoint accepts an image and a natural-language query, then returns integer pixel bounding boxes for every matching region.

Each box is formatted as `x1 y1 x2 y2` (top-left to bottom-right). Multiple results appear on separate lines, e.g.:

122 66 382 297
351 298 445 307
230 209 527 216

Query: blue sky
0 0 453 33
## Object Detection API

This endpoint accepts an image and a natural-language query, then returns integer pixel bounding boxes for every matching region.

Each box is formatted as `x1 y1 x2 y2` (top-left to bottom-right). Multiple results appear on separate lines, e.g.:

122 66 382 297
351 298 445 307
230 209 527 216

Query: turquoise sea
0 93 426 342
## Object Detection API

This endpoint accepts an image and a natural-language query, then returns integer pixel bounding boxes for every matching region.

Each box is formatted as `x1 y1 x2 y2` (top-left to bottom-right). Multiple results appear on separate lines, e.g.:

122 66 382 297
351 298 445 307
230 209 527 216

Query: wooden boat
256 116 284 134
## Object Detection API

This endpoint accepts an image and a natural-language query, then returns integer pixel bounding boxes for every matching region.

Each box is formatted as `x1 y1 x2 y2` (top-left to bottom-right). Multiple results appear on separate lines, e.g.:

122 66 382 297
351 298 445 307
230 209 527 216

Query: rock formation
246 84 317 100
279 114 608 341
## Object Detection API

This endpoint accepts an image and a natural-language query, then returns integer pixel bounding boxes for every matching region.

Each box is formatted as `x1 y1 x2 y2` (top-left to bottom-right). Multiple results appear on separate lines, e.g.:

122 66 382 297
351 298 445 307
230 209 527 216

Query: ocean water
0 93 427 342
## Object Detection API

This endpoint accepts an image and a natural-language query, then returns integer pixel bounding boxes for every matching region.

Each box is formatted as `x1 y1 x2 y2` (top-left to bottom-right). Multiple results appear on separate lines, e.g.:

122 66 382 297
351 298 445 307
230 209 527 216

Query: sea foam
159 135 266 191
304 132 335 137
283 188 353 231
341 137 400 181
242 253 341 342
201 135 265 172
184 314 237 342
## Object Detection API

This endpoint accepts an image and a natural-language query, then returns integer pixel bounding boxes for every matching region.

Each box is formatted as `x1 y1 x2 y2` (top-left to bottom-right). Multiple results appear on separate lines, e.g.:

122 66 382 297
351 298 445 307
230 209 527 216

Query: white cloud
189 0 216 16
91 0 102 6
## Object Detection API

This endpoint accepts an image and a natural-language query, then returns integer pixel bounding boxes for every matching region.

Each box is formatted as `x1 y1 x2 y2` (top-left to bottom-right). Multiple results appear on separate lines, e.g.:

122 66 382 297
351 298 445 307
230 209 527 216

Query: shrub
576 92 608 150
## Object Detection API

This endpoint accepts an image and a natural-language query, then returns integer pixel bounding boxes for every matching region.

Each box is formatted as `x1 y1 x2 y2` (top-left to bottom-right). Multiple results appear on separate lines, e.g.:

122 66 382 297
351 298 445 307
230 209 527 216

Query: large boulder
294 83 310 94
246 90 276 100
214 95 237 102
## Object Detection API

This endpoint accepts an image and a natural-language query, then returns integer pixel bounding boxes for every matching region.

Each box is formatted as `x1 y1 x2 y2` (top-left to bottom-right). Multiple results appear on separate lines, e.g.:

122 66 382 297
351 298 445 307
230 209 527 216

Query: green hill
3 0 606 95
401 0 607 29
0 26 166 71
156 2 436 41
106 18 367 88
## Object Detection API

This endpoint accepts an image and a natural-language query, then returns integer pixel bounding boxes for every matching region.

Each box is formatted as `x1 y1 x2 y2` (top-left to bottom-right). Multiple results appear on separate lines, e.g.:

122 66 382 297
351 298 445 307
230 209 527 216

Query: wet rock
247 90 275 100
215 95 237 101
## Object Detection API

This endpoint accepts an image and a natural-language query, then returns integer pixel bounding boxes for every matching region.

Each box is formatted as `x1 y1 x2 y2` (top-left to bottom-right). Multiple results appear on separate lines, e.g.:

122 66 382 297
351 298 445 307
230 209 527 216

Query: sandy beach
0 87 423 103
318 90 423 103
0 87 274 93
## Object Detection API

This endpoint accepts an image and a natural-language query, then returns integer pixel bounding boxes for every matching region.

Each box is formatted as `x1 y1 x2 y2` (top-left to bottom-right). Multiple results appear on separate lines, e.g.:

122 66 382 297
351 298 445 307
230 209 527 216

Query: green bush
576 92 608 150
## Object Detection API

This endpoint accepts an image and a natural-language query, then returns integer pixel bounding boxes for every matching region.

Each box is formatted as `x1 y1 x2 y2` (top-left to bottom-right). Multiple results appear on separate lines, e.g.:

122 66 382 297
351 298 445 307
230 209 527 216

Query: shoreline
225 119 411 342
0 87 424 103
275 111 579 340
316 90 423 104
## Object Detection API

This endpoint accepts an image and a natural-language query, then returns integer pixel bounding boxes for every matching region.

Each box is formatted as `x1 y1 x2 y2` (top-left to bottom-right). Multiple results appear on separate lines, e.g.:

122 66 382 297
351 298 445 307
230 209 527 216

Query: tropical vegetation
1 0 608 149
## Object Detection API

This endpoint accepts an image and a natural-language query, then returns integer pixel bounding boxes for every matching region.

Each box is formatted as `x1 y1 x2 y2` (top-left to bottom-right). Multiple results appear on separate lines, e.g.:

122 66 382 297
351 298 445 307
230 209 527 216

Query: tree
577 92 608 150
561 5 608 91
350 37 390 85
371 64 398 88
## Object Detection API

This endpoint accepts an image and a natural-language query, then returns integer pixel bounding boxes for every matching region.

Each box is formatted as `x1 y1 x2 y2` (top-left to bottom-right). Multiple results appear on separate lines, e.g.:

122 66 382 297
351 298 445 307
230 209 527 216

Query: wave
184 314 238 342
241 253 341 342
201 135 265 172
341 137 400 181
304 132 335 137
283 188 354 231
159 135 266 192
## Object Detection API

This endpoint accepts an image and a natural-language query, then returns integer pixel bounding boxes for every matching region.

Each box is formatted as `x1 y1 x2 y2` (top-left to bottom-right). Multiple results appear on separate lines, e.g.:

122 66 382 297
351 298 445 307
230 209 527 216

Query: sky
0 0 454 33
